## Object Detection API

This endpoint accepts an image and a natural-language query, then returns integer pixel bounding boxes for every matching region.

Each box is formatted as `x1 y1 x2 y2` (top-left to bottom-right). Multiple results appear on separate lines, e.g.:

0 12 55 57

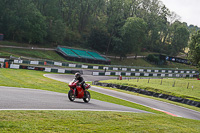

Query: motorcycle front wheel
68 90 75 101
83 91 91 103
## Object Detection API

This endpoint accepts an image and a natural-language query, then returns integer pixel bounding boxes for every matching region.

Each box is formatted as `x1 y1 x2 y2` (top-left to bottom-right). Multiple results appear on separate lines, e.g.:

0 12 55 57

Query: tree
112 36 125 59
0 0 47 43
105 0 125 55
140 0 163 51
121 17 147 58
21 3 47 43
87 28 109 52
0 0 198 56
189 31 200 67
47 19 66 45
170 21 190 56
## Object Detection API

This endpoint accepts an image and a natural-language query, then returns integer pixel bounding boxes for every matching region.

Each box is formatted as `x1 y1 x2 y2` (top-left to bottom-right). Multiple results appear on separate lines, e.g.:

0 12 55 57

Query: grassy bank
0 47 67 62
0 41 53 48
111 57 197 69
100 79 200 102
0 41 197 69
0 111 200 133
1 47 196 69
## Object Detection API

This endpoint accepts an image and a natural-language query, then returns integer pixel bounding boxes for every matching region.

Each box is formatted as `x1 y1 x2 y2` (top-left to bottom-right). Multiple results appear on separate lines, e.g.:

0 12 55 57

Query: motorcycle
68 79 91 103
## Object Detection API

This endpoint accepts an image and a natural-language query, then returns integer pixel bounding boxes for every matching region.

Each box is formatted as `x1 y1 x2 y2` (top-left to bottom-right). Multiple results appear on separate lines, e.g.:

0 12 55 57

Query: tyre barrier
93 81 200 108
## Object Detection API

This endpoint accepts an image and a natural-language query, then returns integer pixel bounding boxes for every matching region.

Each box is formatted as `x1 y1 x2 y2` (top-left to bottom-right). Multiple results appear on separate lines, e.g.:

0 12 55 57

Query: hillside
0 0 195 60
0 41 197 70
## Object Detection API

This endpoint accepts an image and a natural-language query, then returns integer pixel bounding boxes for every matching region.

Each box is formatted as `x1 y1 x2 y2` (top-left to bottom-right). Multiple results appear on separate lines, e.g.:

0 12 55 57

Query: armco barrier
3 63 83 74
92 72 197 78
93 81 200 108
0 58 198 76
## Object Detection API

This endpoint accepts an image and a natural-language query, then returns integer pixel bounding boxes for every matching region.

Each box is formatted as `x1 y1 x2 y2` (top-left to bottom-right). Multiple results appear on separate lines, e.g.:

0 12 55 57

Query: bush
147 54 160 64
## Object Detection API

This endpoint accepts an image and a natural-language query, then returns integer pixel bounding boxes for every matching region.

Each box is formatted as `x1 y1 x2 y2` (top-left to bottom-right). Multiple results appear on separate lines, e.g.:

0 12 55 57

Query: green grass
0 68 68 93
111 57 197 69
0 111 200 133
111 58 156 67
100 79 200 102
0 41 34 47
0 40 54 48
0 47 67 62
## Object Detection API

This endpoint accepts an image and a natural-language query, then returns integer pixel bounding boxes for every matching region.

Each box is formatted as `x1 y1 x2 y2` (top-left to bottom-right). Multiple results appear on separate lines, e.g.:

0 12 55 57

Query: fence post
160 78 163 85
172 81 176 87
187 82 189 89
148 78 150 83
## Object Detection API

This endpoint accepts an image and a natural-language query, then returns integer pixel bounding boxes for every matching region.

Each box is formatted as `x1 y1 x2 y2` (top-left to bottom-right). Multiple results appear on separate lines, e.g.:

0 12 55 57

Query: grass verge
93 85 200 113
100 79 200 102
0 111 200 133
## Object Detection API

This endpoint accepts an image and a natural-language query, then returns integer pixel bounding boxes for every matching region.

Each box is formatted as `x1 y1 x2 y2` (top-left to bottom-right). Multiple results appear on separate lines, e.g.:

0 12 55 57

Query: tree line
0 0 199 59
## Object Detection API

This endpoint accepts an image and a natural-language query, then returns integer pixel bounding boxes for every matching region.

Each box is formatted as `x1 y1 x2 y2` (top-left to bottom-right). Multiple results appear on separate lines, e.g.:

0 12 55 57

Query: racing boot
84 91 87 98
82 84 87 98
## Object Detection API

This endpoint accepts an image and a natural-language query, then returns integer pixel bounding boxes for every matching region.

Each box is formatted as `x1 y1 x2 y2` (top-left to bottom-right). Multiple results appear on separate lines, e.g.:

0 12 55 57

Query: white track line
0 109 139 113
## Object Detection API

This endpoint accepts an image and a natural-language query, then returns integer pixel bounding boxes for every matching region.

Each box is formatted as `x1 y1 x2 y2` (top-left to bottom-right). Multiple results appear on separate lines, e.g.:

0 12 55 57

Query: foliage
189 31 200 68
121 17 147 58
47 19 66 45
0 0 47 43
87 28 109 52
170 22 190 56
0 0 196 56
147 54 160 64
112 36 125 58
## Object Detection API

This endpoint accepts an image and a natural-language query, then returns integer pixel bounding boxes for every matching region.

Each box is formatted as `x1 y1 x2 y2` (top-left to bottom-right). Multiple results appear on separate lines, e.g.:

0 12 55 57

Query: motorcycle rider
74 72 87 97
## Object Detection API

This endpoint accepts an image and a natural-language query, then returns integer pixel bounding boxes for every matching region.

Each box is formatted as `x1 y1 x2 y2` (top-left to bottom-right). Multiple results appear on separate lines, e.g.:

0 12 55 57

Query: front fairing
68 79 78 88
85 84 91 89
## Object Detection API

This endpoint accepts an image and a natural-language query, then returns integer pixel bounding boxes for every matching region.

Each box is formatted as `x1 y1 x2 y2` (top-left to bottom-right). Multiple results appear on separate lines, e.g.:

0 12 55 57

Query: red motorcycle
68 79 91 103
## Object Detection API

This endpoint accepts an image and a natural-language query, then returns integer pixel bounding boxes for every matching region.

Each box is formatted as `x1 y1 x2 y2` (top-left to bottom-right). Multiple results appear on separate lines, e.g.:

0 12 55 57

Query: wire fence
121 78 200 90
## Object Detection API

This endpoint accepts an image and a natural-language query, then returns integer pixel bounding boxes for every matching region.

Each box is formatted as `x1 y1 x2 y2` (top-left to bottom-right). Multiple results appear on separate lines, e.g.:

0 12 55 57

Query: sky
161 0 200 27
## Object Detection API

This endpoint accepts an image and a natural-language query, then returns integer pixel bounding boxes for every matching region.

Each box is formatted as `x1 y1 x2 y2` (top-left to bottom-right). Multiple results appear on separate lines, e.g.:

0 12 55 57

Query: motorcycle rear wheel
68 90 75 101
83 91 90 103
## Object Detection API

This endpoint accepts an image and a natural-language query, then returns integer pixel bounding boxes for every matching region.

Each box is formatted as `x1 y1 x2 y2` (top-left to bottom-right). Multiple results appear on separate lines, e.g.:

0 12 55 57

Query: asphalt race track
0 86 150 113
45 74 200 120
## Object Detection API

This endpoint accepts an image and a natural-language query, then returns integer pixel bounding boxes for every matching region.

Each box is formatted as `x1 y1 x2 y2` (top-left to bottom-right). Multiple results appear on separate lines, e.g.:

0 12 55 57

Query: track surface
45 74 200 120
0 86 149 113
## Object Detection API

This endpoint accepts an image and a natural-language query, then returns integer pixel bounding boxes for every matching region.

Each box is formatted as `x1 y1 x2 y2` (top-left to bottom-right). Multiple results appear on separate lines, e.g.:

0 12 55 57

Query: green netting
72 49 94 59
58 47 79 57
87 51 106 61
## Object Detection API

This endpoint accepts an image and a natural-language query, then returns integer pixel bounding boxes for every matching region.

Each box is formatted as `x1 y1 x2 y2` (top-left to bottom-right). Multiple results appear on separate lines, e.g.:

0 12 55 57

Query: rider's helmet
75 72 81 79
